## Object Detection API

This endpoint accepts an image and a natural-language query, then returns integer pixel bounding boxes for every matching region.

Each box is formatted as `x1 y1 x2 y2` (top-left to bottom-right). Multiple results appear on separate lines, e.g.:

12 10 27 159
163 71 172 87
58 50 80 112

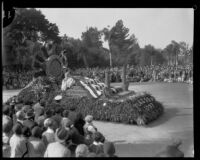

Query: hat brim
54 96 62 101
25 114 34 119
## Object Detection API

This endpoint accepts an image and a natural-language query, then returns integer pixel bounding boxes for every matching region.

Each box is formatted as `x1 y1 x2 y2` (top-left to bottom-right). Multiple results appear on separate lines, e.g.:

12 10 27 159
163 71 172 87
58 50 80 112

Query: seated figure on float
61 70 75 91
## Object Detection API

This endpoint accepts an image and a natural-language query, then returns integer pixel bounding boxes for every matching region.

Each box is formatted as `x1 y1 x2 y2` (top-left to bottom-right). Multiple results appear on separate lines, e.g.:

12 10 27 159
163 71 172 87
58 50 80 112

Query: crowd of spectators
3 96 189 157
69 64 193 84
3 67 34 90
3 98 118 157
3 64 193 90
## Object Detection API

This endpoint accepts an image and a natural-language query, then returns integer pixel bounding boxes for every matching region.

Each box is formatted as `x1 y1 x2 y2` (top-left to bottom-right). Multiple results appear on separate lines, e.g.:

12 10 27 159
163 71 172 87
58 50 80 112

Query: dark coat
68 111 78 124
52 114 62 129
73 113 85 136
68 127 86 145
74 118 85 136
23 119 37 130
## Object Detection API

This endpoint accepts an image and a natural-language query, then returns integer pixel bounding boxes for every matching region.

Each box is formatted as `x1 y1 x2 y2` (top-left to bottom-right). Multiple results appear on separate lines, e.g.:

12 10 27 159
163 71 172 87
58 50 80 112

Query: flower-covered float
6 50 164 126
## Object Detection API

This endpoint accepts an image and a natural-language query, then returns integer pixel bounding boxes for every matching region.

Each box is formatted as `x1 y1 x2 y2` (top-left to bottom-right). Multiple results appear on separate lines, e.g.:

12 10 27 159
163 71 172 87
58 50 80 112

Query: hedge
60 91 164 125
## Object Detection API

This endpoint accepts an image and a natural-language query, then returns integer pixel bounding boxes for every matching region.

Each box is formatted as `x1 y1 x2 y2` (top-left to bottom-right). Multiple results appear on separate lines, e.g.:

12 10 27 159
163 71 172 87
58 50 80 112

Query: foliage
81 27 109 68
61 91 164 125
139 45 166 66
3 8 61 67
3 11 192 69
103 20 138 66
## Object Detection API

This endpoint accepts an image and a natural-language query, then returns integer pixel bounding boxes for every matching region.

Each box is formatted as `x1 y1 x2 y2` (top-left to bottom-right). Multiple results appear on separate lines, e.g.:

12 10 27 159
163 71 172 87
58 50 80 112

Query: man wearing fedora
23 109 38 130
15 110 25 128
44 127 71 157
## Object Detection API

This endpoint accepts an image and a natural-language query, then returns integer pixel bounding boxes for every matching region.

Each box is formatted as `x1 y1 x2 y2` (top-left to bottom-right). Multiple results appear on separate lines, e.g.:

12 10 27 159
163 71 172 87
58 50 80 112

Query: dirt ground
2 82 194 157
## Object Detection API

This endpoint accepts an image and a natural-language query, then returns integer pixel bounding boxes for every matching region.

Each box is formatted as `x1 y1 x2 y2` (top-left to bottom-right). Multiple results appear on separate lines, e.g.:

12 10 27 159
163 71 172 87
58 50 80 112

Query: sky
37 8 194 50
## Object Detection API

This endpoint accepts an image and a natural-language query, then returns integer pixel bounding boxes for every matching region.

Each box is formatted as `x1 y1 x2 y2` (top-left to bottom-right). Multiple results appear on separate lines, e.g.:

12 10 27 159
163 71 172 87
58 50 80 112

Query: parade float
6 47 164 126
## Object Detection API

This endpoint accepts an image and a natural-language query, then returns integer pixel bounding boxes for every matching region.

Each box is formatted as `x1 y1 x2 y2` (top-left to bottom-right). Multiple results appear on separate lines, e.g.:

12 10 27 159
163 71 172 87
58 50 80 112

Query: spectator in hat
63 118 86 145
34 106 44 124
75 144 89 157
3 104 11 119
28 126 46 157
35 110 46 132
42 118 56 146
21 126 32 157
22 126 32 139
15 103 23 112
67 105 79 124
84 115 97 136
33 99 45 121
22 105 32 114
3 114 13 157
61 116 72 129
9 124 27 157
23 109 37 130
155 139 184 157
84 125 97 145
62 109 69 118
39 108 53 130
5 104 14 119
74 112 85 136
52 106 63 129
33 99 44 111
45 108 54 119
15 110 25 127
103 141 117 157
44 127 71 157
3 105 12 130
88 131 105 154
35 106 44 121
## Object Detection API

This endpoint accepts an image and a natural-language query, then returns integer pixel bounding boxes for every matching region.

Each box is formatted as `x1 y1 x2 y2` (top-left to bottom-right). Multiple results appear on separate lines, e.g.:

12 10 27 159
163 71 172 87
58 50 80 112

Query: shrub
59 91 164 125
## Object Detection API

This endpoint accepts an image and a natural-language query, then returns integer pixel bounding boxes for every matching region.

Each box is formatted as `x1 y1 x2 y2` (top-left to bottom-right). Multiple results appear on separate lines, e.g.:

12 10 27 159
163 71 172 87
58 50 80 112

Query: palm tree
102 26 114 68
171 40 180 67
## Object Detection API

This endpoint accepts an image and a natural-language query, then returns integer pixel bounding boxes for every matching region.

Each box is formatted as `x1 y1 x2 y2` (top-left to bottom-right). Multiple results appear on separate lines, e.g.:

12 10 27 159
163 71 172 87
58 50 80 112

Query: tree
103 20 138 66
103 20 138 91
171 40 180 67
143 45 156 65
164 43 173 65
81 27 107 68
179 41 191 65
60 35 85 69
140 45 166 66
127 43 141 66
164 41 180 66
3 8 61 68
188 45 193 64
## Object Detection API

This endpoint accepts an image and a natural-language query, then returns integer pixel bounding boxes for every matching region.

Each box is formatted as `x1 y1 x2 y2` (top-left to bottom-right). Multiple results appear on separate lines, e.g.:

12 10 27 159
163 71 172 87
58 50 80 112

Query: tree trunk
83 54 89 68
105 69 110 88
109 52 112 68
122 64 128 91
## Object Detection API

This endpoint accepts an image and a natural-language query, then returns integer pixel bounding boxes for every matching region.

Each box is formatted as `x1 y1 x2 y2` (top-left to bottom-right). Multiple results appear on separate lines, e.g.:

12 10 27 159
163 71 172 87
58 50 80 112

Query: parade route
2 82 193 157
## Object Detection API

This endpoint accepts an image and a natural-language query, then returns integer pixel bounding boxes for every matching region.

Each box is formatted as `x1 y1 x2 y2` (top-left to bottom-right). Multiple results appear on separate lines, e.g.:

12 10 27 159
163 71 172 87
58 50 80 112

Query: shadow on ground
147 107 180 128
